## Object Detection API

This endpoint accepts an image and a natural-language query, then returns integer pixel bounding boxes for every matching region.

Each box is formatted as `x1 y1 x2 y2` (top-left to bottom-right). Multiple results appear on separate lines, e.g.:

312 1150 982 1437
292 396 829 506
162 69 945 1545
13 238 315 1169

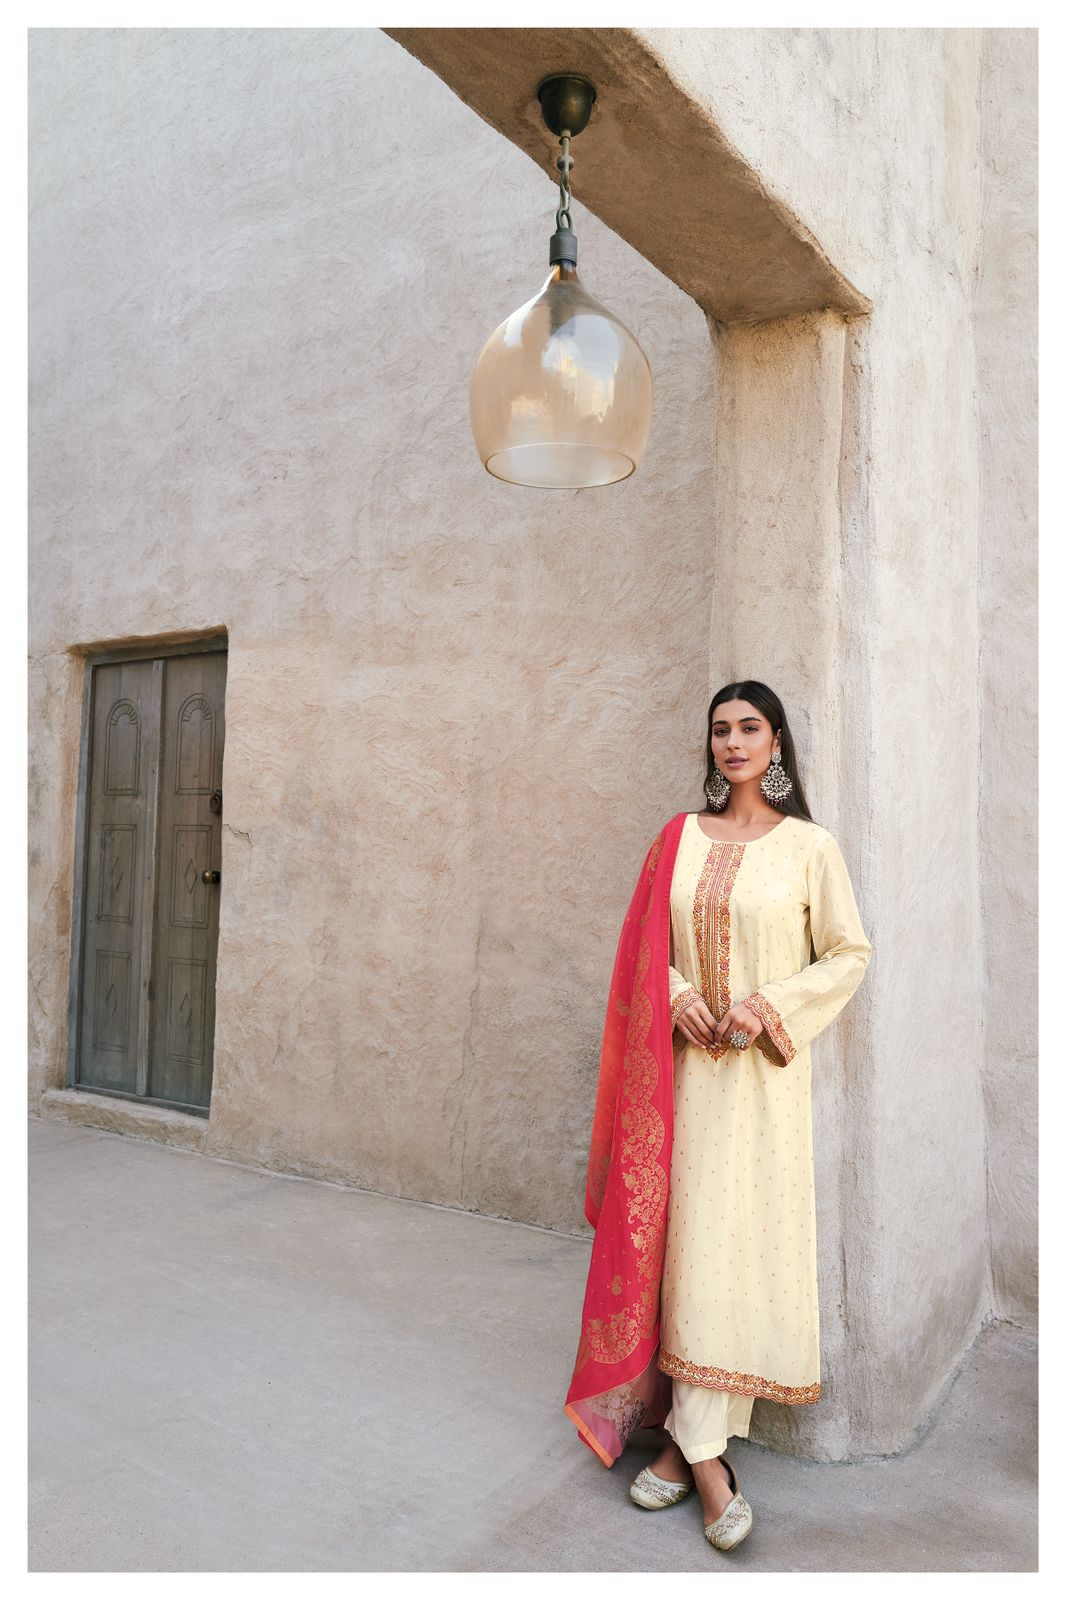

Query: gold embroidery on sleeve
745 990 796 1066
671 986 703 1026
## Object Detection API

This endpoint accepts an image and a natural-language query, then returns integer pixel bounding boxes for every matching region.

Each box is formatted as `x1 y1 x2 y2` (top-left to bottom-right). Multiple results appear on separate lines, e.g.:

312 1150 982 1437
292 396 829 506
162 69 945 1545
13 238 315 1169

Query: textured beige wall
638 25 1036 1446
29 26 1036 1458
973 29 1038 1327
28 28 716 1213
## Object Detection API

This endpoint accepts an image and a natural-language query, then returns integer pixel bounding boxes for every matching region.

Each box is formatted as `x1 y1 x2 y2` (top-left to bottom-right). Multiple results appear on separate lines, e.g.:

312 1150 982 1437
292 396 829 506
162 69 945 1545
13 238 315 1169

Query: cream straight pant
663 1379 755 1464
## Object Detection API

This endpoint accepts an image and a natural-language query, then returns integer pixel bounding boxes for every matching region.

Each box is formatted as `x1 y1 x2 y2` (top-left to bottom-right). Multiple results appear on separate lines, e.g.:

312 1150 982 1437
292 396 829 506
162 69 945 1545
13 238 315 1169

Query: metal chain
554 133 574 233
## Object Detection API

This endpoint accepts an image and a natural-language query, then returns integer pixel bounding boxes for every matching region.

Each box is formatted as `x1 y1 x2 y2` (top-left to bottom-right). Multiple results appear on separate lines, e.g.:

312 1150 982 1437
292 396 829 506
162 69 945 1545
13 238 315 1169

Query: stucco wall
29 27 716 1217
637 26 1037 1437
974 29 1038 1327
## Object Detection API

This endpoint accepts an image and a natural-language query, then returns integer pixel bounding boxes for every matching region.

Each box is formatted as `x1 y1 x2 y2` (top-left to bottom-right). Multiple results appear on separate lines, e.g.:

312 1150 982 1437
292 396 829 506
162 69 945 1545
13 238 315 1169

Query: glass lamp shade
470 262 653 489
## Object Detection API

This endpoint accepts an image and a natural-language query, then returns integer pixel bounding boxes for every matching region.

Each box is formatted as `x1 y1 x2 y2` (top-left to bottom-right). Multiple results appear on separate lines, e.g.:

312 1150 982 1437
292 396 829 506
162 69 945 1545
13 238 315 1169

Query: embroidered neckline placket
692 838 746 1058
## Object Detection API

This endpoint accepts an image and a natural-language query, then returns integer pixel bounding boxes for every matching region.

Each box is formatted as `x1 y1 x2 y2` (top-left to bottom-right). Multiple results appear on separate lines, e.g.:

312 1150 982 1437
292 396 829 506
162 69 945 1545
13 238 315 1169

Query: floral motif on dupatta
564 812 687 1467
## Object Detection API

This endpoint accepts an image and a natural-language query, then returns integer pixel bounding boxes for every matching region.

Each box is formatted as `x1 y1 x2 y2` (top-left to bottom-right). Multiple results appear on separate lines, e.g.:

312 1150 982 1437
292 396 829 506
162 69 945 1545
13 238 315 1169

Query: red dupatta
563 811 687 1467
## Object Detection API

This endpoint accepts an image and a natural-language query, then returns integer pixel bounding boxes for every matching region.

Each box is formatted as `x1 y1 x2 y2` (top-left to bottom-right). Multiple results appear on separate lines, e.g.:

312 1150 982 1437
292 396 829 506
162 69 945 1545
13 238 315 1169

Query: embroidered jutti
565 809 872 1465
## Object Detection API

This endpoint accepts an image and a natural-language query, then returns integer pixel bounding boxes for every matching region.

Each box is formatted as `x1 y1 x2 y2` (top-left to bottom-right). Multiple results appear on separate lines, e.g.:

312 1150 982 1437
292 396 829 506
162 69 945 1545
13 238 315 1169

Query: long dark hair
704 680 816 825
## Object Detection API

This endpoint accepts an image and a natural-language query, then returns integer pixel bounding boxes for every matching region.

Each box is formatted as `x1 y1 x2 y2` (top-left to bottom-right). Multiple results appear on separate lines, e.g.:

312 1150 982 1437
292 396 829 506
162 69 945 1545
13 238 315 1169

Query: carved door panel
74 648 227 1113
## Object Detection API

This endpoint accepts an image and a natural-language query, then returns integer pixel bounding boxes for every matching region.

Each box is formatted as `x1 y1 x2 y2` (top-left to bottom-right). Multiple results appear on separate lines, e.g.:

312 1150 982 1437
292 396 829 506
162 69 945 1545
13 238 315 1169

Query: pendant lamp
469 74 653 489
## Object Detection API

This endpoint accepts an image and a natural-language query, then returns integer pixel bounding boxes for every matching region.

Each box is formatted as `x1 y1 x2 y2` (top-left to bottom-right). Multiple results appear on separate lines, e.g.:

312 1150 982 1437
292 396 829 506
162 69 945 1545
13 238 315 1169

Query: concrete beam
384 27 872 325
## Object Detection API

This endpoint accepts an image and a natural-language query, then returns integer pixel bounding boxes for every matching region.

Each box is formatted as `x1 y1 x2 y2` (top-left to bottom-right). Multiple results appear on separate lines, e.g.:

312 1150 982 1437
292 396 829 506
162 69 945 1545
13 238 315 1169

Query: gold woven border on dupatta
657 1347 820 1405
575 831 669 1370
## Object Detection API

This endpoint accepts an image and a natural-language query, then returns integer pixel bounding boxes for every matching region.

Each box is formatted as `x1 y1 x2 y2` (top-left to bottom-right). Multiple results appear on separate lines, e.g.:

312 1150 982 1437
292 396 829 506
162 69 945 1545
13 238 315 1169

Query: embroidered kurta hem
661 812 872 1405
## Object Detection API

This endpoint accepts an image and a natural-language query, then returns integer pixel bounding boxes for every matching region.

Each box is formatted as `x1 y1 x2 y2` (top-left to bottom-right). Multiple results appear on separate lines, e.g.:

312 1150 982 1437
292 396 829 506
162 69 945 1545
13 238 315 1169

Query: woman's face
711 700 780 778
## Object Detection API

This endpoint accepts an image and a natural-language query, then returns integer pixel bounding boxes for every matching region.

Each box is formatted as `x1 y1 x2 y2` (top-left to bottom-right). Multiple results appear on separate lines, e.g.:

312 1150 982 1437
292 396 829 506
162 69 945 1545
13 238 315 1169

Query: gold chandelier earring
704 765 731 811
760 750 793 807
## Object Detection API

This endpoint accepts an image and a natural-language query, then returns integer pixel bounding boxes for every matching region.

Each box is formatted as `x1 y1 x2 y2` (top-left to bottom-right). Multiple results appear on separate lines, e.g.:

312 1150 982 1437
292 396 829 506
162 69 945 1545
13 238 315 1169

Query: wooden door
70 644 227 1114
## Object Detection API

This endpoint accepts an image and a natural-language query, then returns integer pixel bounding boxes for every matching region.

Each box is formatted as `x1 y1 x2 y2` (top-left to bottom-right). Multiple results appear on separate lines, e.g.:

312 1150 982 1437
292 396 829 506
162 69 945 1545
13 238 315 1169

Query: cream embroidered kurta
657 811 872 1405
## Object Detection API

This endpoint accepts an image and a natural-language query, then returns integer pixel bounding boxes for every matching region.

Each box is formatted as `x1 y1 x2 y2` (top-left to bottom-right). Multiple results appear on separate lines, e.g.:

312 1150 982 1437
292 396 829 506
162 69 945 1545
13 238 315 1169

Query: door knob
202 869 221 884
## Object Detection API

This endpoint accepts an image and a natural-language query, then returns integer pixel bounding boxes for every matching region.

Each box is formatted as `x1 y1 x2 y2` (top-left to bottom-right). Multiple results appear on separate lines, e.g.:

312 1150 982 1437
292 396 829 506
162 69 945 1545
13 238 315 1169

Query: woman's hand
710 1002 765 1050
675 997 718 1049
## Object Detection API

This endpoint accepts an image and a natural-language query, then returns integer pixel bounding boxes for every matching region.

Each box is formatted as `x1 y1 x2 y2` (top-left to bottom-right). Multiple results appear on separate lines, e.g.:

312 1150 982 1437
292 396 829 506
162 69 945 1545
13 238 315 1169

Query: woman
564 680 872 1554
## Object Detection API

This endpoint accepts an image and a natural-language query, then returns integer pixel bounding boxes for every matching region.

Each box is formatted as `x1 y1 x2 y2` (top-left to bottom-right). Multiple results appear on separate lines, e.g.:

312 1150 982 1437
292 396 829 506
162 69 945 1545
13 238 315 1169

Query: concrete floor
29 1114 1037 1572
